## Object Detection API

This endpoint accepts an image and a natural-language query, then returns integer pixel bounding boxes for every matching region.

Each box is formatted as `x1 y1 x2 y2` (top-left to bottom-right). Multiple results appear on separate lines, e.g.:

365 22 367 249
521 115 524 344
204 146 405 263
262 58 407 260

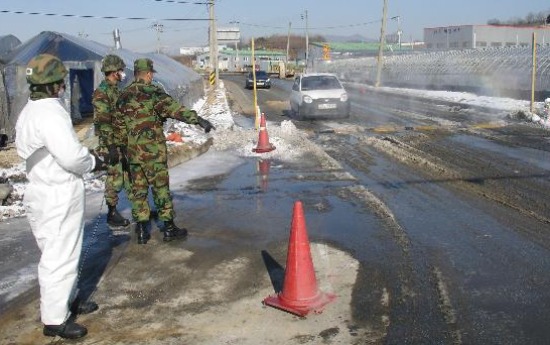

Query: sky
0 0 549 53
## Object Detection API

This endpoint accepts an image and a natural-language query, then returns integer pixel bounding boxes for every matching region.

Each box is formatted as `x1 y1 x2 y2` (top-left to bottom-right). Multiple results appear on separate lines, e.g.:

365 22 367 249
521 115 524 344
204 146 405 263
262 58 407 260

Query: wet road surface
222 75 550 344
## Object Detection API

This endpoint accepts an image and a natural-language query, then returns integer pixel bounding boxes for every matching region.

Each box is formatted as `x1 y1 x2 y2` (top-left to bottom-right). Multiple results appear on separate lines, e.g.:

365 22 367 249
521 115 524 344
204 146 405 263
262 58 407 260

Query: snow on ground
358 83 550 126
1 81 548 221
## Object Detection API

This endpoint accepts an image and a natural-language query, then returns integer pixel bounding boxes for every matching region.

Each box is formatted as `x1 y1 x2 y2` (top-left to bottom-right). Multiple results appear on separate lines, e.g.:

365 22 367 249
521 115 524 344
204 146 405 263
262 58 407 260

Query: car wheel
294 106 303 120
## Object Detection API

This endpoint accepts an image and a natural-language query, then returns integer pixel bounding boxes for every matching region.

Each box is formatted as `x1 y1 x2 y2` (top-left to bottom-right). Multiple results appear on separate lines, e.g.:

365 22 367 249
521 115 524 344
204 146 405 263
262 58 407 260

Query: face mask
118 71 126 82
57 85 65 99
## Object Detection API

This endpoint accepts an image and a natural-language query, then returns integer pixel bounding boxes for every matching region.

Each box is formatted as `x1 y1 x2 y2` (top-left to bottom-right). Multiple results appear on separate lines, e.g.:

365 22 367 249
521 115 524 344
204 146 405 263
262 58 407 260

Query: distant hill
324 34 377 43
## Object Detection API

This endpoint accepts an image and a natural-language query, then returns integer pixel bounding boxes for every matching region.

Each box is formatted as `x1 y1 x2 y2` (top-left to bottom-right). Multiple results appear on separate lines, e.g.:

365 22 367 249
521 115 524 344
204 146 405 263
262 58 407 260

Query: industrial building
424 24 550 50
195 48 286 73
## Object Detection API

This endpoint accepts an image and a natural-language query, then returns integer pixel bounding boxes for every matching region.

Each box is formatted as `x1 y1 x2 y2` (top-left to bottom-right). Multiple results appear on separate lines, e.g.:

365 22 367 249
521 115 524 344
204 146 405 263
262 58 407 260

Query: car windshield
301 76 342 91
254 71 268 79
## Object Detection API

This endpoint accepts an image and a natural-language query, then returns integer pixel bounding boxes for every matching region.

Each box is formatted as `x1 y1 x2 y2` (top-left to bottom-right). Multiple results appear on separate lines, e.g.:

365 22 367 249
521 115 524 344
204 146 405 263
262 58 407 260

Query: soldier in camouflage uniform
93 54 132 227
115 58 214 244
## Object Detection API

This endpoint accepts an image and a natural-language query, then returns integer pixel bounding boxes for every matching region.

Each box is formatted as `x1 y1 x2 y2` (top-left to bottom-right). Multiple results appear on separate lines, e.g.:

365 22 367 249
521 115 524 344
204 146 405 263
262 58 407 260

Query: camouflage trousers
130 162 174 222
105 162 133 207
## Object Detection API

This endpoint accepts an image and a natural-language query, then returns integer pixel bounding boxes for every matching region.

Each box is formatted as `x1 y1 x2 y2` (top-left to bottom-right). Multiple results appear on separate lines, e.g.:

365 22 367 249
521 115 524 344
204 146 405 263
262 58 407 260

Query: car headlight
303 95 313 104
266 78 271 83
340 93 348 102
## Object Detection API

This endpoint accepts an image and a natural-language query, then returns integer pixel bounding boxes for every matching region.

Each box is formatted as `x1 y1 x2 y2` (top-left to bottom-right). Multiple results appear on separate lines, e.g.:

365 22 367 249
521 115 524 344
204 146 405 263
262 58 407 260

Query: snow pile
165 82 236 149
0 164 26 219
351 83 549 128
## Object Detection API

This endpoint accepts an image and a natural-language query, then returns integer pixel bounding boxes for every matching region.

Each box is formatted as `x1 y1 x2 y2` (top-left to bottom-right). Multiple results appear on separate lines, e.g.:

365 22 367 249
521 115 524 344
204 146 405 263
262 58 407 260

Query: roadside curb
167 137 213 168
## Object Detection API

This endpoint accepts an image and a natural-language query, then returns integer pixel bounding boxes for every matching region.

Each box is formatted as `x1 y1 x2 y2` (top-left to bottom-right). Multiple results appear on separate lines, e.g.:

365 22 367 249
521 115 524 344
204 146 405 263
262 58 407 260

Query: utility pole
208 0 218 85
531 32 537 112
286 21 292 64
301 10 309 72
152 22 164 54
375 0 388 87
229 20 240 72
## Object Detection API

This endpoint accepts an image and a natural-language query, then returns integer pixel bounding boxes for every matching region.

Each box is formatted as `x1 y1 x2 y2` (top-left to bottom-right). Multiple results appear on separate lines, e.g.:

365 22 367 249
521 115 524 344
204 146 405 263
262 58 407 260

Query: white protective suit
15 97 96 325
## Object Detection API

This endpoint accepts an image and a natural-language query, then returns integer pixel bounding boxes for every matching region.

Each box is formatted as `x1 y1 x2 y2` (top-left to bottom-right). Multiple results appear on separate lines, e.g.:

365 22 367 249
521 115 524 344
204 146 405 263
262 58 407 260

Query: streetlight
151 22 164 54
229 20 240 72
390 15 402 50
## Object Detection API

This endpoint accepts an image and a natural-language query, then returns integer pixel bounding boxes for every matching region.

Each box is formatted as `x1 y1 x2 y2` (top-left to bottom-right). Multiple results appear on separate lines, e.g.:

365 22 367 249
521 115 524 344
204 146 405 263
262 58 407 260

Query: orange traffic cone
253 113 275 153
166 131 183 142
263 201 336 316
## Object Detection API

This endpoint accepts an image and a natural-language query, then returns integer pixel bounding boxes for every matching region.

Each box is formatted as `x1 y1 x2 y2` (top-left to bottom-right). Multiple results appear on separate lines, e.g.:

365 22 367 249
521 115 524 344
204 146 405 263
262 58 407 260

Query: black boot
135 222 150 244
43 320 87 339
163 220 188 242
107 205 130 227
70 298 99 315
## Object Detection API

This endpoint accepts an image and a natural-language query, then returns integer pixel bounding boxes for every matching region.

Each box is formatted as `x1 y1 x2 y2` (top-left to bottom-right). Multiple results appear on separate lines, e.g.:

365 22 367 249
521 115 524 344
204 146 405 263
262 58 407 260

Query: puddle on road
172 157 387 263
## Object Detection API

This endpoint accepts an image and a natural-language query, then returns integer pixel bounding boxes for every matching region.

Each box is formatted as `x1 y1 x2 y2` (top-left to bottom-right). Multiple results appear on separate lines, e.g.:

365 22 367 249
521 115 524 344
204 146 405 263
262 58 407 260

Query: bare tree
488 10 549 26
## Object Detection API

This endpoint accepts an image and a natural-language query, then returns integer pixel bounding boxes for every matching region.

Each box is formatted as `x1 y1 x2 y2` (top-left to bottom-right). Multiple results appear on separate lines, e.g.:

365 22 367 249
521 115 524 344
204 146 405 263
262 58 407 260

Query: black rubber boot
135 222 150 244
70 298 99 315
163 220 188 242
43 321 87 339
107 205 130 227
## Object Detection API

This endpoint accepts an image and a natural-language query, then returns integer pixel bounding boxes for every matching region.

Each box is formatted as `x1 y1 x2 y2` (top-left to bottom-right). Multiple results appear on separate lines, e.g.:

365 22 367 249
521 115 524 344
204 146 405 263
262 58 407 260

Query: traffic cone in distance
263 201 336 317
253 113 276 153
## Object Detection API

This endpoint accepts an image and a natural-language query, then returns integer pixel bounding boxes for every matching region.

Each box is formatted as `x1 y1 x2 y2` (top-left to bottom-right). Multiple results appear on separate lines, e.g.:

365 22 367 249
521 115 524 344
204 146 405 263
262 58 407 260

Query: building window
477 41 487 47
505 42 516 47
490 42 502 47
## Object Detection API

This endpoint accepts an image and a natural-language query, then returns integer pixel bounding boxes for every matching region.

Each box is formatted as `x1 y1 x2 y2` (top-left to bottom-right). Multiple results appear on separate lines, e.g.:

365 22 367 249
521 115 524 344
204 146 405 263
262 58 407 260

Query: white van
289 73 350 120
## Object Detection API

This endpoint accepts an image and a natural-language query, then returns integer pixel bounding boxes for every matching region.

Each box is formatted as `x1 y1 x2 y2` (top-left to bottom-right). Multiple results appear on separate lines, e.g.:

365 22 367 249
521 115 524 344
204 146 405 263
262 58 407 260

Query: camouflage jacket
115 79 199 164
92 79 121 148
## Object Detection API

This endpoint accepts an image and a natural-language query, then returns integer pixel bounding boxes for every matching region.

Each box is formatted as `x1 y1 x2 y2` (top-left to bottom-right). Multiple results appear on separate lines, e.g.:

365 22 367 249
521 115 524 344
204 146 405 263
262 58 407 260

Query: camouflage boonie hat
26 53 68 85
101 54 126 72
134 58 156 72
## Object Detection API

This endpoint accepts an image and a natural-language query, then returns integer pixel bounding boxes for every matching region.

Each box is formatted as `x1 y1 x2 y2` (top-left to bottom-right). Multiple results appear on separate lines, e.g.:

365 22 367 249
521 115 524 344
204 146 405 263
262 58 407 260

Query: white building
424 24 550 50
179 46 208 55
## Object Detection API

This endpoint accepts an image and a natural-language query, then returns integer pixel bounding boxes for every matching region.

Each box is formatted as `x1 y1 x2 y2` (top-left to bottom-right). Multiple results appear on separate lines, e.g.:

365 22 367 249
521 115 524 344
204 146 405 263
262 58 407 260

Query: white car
289 73 350 120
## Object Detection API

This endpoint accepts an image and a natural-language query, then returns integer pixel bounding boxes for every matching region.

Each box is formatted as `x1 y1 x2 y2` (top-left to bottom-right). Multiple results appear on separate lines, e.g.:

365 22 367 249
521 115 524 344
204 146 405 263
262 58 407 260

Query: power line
0 9 210 21
151 0 209 4
236 19 383 31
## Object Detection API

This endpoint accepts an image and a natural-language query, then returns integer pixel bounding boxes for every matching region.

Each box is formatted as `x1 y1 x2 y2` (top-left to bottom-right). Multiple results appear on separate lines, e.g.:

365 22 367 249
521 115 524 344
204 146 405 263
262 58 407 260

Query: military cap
26 53 68 85
102 54 126 72
134 58 157 72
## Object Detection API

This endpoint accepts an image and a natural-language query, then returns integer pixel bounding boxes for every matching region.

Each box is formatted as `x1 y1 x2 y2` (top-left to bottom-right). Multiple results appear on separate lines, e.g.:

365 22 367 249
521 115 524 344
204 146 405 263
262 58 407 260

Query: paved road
223 74 550 344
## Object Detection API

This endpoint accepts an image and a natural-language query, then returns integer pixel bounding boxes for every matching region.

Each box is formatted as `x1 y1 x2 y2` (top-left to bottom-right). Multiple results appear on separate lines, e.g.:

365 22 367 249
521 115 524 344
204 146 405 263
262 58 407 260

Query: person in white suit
15 54 106 340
